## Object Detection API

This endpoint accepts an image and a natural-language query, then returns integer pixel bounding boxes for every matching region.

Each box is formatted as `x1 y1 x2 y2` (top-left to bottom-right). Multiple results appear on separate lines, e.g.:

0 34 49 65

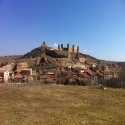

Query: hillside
22 45 99 65
23 47 46 58
0 43 120 67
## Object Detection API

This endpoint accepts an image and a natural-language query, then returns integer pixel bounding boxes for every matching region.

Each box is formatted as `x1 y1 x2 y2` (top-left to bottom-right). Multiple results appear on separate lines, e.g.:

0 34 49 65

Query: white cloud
88 50 92 52
53 43 58 48
83 49 87 52
83 49 92 53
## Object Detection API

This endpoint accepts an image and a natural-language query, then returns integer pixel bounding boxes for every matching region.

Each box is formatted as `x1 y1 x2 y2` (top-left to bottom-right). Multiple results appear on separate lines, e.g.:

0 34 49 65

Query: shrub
77 80 87 86
64 79 70 85
71 81 77 85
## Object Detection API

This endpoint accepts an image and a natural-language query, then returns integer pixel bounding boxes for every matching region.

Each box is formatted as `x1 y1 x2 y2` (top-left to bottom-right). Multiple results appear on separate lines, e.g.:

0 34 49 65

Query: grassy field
0 84 125 125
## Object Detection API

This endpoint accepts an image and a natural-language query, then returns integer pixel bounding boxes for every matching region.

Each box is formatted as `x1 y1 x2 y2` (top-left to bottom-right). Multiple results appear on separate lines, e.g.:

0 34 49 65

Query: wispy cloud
82 49 92 53
88 50 92 52
53 43 58 48
83 49 87 52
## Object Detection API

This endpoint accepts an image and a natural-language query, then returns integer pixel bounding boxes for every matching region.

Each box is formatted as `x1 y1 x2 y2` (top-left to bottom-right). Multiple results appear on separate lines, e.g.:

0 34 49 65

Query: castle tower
72 45 75 53
77 46 79 53
58 44 60 50
43 42 45 46
61 44 63 50
41 41 47 49
67 44 70 51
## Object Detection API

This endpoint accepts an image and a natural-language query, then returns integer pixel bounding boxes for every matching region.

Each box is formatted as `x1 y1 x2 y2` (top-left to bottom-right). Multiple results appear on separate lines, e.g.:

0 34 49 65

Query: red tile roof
80 72 90 78
96 72 104 76
85 69 94 76
100 71 112 75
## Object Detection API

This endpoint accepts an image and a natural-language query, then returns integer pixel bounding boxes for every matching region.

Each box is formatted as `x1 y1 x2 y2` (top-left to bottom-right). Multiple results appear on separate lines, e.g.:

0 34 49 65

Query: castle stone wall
46 48 67 58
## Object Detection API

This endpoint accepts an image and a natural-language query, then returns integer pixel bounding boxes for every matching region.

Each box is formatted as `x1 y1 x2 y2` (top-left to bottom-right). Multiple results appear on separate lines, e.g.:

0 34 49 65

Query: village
0 42 120 87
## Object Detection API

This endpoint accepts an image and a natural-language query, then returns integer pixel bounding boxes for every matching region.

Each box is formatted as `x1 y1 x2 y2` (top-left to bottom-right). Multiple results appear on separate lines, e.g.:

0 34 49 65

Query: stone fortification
58 43 79 53
22 41 98 66
46 48 67 58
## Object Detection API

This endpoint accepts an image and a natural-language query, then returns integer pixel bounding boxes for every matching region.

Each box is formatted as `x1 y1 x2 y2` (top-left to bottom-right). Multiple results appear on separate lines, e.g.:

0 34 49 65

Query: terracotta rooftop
80 72 90 78
96 72 104 76
85 69 94 76
100 71 112 75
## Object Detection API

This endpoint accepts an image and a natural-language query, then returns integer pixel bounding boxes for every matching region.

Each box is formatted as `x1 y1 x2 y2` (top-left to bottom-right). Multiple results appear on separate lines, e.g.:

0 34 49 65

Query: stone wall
46 48 67 58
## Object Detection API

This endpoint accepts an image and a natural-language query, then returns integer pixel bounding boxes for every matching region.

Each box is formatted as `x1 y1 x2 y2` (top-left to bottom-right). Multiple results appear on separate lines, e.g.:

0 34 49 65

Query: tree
115 63 125 88
118 63 125 81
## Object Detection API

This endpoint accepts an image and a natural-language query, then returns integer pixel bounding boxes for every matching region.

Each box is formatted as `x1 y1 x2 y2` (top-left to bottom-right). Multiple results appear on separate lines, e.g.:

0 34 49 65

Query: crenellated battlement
58 43 79 53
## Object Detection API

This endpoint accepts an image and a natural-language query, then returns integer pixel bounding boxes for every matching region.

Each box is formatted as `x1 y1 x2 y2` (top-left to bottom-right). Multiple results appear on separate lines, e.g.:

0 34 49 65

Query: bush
105 78 125 88
81 81 87 86
64 79 70 85
71 81 77 85
79 81 87 86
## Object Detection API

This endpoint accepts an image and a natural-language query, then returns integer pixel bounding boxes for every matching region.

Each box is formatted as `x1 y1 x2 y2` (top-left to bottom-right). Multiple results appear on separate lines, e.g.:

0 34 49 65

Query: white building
0 70 10 83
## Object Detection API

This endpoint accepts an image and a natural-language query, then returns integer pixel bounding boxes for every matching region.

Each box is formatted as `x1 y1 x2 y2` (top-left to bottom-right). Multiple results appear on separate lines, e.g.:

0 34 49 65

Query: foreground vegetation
0 84 125 125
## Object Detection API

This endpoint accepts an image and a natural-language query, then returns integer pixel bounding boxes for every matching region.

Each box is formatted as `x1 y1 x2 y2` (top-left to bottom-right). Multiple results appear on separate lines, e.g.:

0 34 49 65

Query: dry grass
0 84 125 125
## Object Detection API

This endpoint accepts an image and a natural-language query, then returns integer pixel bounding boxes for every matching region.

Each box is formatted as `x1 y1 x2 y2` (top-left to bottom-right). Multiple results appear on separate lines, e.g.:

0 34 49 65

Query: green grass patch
0 85 125 125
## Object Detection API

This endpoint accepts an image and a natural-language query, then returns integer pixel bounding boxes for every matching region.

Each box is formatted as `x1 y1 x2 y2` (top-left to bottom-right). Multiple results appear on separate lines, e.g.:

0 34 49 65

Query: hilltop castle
57 44 79 53
41 42 80 53
24 41 87 66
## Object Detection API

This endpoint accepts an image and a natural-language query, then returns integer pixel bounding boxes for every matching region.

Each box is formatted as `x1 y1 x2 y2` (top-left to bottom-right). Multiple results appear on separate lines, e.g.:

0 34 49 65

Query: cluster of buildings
0 60 119 85
39 63 119 85
0 42 119 85
0 62 36 83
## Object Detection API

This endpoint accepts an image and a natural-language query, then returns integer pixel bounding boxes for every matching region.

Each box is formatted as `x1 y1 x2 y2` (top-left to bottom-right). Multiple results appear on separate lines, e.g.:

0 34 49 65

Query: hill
1 42 120 67
22 42 99 66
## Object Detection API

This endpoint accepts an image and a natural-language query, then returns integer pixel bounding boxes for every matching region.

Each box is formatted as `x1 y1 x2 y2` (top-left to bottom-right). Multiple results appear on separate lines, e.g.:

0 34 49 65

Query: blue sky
0 0 125 61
